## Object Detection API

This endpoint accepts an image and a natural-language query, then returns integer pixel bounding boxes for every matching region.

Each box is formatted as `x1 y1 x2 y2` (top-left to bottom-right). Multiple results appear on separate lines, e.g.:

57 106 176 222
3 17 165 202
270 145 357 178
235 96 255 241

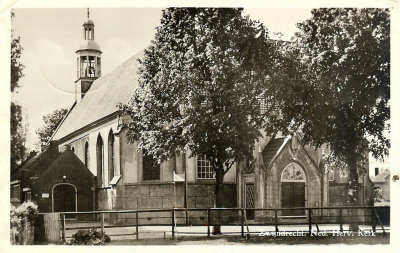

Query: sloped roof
52 51 143 140
261 136 319 171
39 149 94 179
11 153 40 182
371 170 390 183
11 145 59 182
262 137 286 167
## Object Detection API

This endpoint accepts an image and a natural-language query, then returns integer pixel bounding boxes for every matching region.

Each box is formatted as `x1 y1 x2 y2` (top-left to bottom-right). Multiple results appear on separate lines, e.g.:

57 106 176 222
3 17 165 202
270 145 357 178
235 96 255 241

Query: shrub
69 227 111 245
10 201 38 245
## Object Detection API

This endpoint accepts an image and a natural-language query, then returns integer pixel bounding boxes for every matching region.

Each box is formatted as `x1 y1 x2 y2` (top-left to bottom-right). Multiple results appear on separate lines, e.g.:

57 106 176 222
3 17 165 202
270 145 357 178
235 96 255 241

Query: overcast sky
12 8 313 149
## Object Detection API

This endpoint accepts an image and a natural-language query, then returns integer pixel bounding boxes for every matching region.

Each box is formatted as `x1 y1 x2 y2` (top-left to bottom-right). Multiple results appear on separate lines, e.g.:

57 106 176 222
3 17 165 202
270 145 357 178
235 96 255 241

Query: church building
13 11 374 222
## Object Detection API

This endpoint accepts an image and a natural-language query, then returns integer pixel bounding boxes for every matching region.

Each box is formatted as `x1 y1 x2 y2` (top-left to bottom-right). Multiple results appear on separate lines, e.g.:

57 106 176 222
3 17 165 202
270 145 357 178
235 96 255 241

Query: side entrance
280 163 306 216
53 183 77 218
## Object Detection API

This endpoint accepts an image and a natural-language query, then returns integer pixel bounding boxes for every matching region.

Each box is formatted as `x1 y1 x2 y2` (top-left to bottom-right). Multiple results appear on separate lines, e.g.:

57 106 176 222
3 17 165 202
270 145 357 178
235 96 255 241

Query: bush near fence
10 201 38 245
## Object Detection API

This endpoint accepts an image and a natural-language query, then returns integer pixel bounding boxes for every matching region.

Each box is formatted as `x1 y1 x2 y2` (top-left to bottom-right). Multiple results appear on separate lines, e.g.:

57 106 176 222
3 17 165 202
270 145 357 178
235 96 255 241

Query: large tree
36 108 68 146
267 9 390 217
10 10 27 173
120 8 278 232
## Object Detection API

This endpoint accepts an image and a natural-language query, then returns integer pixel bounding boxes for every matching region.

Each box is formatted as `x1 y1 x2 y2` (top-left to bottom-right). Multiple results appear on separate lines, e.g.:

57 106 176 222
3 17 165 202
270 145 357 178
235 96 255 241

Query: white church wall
58 118 119 181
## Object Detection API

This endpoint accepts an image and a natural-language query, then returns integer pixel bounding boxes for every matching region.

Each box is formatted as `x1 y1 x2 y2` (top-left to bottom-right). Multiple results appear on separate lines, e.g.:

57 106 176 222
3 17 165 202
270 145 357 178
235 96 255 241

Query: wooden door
281 182 305 216
53 184 76 218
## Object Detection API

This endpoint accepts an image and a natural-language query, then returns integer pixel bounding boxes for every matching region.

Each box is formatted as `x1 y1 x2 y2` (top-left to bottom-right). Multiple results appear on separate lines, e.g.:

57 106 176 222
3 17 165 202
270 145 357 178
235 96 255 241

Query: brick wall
106 182 236 225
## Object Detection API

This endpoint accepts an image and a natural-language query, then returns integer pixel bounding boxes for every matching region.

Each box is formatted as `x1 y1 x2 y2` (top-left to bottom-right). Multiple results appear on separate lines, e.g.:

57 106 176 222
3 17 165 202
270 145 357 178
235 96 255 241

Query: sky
12 8 313 150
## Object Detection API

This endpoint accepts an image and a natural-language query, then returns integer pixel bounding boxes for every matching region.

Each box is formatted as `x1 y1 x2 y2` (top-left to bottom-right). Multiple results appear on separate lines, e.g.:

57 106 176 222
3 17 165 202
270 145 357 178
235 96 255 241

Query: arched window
281 163 306 182
84 142 89 168
281 163 306 216
108 130 115 182
71 147 75 153
96 135 104 187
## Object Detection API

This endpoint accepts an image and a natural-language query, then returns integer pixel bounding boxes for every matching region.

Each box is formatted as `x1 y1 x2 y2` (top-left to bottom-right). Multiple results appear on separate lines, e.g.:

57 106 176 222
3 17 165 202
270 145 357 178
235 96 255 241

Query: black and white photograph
2 0 398 250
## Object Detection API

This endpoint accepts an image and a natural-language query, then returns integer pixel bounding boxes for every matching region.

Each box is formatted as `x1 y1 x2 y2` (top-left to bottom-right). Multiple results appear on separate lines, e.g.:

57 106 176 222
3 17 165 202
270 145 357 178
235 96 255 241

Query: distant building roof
371 170 390 183
52 51 143 141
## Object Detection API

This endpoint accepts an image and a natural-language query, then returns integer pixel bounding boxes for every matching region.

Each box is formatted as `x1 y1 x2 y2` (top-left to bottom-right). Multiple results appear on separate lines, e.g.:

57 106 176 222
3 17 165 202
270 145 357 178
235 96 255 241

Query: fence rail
38 206 389 243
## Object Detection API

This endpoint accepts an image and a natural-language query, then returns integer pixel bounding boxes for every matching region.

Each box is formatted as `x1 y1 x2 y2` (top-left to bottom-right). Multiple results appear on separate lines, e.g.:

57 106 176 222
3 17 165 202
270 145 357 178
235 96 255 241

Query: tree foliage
267 8 390 206
120 8 278 210
11 37 24 93
10 10 27 173
36 108 68 146
11 102 26 172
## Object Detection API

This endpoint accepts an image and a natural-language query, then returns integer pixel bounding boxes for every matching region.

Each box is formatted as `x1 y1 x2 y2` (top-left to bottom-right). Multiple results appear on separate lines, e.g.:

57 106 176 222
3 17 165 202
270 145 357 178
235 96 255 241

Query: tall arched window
96 135 104 187
84 142 89 168
108 130 115 182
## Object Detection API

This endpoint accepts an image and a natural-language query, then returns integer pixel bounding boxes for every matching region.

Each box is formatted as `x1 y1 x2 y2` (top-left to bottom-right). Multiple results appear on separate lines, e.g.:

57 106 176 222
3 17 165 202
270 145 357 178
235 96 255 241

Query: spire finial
87 8 89 19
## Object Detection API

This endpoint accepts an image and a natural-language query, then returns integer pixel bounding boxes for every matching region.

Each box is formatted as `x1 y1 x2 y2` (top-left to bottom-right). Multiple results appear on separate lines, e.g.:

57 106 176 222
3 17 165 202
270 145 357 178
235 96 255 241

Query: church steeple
75 8 102 102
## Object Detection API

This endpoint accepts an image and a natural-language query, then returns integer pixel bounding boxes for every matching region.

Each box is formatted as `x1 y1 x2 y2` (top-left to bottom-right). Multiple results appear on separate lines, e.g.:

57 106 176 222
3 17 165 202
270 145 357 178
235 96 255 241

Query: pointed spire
87 8 90 19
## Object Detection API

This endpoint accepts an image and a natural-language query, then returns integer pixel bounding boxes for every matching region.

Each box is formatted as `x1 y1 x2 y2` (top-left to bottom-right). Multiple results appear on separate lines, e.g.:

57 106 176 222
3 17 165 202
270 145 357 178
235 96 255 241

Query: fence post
136 211 139 240
171 209 175 239
61 213 66 243
373 207 386 235
339 208 343 232
186 209 189 226
241 209 244 238
101 212 104 243
308 208 312 235
371 207 376 233
207 209 210 237
274 209 278 233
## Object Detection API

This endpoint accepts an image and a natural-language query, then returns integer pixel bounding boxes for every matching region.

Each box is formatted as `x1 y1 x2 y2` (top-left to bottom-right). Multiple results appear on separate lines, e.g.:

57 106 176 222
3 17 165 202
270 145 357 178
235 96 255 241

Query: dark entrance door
53 184 76 218
281 182 305 216
245 183 255 220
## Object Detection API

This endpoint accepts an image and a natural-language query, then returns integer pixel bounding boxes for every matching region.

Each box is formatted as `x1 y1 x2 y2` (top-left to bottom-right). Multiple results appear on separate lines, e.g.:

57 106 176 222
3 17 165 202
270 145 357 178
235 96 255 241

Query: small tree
36 108 68 146
120 8 279 233
267 8 390 229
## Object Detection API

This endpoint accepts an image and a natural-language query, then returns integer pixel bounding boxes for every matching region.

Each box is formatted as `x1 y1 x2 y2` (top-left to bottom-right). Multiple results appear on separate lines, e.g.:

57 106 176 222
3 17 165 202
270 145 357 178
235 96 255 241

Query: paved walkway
107 234 390 245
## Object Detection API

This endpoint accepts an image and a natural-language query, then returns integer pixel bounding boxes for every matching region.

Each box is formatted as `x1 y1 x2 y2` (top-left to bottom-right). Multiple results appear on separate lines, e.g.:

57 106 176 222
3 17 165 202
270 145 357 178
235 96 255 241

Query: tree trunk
347 152 360 231
212 168 224 235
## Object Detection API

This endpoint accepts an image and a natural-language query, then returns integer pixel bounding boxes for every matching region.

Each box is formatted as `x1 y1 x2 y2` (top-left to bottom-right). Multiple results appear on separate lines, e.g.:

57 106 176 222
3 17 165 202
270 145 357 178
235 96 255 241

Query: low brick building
10 143 95 214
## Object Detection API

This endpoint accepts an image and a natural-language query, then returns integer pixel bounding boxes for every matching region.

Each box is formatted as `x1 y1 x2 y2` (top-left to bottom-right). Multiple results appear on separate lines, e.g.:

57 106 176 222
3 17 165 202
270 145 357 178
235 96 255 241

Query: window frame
11 183 21 201
84 141 90 168
328 169 335 182
196 155 215 180
142 153 160 181
96 135 105 188
108 131 115 183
